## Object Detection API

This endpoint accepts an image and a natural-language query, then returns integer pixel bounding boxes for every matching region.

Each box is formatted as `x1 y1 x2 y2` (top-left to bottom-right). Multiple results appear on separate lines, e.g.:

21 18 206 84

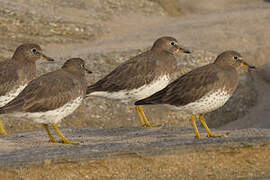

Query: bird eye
81 64 85 68
170 41 175 46
233 56 238 60
31 48 37 53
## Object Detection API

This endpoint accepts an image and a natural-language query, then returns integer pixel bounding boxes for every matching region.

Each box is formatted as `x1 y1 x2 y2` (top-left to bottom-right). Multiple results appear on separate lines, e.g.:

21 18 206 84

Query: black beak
86 69 92 74
40 53 55 62
176 45 191 54
83 65 92 74
240 60 256 71
183 49 191 54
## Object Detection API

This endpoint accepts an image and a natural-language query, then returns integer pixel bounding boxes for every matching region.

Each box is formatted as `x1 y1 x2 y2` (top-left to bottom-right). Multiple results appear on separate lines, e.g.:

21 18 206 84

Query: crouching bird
0 58 92 144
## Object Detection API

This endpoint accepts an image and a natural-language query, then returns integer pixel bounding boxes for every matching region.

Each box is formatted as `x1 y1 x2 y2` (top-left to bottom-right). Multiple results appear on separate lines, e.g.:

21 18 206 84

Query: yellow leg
190 114 207 139
199 114 228 138
135 106 146 127
43 124 62 143
138 105 152 127
0 117 7 136
52 123 80 145
136 105 161 127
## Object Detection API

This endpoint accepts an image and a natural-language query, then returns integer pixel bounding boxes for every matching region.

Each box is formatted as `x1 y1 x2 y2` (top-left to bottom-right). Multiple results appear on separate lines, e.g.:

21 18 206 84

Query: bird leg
190 114 207 139
43 124 62 143
0 117 7 135
136 105 161 127
52 123 80 145
135 106 146 126
199 114 228 138
138 105 151 127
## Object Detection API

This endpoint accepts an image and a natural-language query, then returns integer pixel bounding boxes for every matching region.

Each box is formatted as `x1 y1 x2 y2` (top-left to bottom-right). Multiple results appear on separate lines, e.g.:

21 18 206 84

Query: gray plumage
86 36 191 128
87 36 190 95
135 50 255 113
0 43 54 106
0 58 91 116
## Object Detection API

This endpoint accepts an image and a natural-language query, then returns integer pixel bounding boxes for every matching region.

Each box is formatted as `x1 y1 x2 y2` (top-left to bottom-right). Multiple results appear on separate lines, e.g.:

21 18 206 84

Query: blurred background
0 0 270 133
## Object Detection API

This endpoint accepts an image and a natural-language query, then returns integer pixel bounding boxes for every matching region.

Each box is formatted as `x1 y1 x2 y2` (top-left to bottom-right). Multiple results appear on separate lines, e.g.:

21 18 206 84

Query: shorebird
0 58 91 144
135 50 255 138
0 43 54 135
86 36 190 127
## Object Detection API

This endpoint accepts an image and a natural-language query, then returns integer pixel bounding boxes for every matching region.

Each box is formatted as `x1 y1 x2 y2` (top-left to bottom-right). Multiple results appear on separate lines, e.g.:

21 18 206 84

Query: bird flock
0 36 255 144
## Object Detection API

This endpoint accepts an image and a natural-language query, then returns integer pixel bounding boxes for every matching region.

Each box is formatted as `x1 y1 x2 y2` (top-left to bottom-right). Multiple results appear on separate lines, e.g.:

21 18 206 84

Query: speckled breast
169 89 233 114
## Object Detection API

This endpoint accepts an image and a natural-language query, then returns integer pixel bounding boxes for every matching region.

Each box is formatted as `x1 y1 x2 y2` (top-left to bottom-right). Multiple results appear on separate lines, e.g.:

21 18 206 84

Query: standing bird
0 43 54 135
135 51 255 139
86 36 190 127
0 58 92 144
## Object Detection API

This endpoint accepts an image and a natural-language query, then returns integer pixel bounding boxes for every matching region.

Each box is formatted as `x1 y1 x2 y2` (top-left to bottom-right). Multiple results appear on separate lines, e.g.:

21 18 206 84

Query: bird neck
64 69 87 91
215 62 236 70
12 54 34 65
64 68 85 78
151 48 172 56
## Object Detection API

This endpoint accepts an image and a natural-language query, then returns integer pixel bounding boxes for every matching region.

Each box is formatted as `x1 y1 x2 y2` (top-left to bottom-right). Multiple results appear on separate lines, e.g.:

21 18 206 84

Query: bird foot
61 139 81 145
207 132 229 138
142 123 162 128
194 135 208 139
49 138 80 145
49 139 64 143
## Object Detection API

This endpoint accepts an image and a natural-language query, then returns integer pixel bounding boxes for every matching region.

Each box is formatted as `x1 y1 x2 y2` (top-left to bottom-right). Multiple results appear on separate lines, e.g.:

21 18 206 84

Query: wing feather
0 61 19 96
135 64 221 106
0 70 79 113
87 51 176 93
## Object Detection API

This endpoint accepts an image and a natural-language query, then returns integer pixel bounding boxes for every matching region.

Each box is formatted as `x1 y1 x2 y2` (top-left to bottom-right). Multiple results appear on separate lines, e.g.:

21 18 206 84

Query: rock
0 127 269 169
221 62 270 129
155 0 182 16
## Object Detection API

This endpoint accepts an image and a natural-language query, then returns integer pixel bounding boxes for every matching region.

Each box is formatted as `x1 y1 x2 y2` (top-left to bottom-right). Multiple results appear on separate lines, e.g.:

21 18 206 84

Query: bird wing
135 64 221 106
87 52 168 93
0 61 19 96
0 70 80 113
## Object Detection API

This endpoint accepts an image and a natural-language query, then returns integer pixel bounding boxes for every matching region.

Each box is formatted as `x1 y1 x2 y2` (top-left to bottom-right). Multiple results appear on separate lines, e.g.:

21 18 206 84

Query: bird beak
176 45 191 54
40 53 55 61
84 65 92 74
239 59 256 70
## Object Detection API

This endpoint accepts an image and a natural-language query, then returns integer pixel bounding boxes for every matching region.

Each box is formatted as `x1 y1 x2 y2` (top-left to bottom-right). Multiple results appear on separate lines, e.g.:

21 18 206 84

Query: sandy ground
1 145 269 180
0 0 270 179
0 127 269 180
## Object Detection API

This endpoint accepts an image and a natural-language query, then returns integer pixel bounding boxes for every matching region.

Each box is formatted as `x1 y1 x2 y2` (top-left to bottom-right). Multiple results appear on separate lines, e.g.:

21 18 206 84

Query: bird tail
135 87 168 106
0 98 24 114
0 106 8 114
86 85 96 95
135 99 152 105
135 96 160 105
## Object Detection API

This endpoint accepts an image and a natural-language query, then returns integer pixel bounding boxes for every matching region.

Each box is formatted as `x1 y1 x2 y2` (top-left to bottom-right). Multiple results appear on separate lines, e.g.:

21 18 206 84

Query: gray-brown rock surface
0 127 269 169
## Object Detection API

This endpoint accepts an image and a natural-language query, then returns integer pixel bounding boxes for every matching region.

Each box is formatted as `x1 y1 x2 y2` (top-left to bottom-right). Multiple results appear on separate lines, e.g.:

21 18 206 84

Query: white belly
89 75 170 103
9 96 83 124
0 84 27 107
166 89 231 114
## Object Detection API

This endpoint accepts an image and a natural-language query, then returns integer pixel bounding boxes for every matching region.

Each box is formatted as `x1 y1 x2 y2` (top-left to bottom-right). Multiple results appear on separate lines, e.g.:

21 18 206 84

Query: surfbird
86 36 190 127
0 43 54 135
0 58 92 144
135 50 255 138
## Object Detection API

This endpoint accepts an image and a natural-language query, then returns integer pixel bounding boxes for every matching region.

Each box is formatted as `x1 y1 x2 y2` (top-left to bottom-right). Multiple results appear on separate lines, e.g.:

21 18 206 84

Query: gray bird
87 36 190 127
0 43 54 135
0 58 92 144
135 50 255 139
